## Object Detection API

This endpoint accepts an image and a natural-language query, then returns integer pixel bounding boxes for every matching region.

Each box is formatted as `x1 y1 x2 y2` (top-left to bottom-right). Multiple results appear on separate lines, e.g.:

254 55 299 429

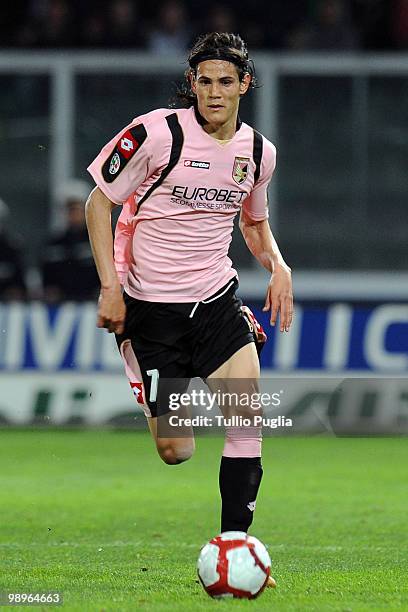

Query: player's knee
158 440 195 465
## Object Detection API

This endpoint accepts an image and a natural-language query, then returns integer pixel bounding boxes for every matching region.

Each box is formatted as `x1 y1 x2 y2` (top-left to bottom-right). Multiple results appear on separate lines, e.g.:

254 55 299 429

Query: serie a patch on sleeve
102 124 148 183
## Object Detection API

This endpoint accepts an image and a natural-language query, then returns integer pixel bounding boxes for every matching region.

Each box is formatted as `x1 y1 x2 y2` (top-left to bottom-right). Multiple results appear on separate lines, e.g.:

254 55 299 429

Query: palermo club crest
232 156 250 185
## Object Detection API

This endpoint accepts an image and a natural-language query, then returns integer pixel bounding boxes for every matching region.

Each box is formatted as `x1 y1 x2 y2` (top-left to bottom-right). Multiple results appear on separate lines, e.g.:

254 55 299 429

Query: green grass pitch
0 431 407 611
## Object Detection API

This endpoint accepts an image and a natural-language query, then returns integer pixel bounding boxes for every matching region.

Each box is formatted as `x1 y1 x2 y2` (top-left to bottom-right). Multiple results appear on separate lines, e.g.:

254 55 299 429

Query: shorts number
146 369 159 402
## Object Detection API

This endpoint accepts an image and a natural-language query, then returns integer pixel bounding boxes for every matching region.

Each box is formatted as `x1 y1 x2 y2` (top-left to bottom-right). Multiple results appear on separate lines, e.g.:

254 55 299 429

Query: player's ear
239 73 251 95
189 70 197 94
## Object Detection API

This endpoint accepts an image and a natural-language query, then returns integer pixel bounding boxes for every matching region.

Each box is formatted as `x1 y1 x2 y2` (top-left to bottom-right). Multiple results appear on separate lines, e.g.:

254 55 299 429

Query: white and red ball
197 531 271 599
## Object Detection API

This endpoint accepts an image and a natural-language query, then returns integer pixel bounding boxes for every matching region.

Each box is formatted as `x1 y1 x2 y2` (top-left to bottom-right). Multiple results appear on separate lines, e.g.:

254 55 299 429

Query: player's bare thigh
208 342 260 379
147 415 195 465
206 343 260 418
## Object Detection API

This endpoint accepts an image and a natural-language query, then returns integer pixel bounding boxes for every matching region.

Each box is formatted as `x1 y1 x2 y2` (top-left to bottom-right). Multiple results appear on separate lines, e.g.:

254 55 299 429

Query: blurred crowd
2 0 408 52
0 181 99 302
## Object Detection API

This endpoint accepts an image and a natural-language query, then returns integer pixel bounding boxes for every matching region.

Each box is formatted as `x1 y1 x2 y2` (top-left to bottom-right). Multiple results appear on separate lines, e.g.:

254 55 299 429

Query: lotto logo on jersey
118 131 139 159
184 160 210 169
130 381 145 405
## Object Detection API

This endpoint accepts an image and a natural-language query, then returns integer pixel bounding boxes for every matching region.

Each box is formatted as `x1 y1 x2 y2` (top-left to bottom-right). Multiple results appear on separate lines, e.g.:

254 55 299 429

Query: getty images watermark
166 388 293 430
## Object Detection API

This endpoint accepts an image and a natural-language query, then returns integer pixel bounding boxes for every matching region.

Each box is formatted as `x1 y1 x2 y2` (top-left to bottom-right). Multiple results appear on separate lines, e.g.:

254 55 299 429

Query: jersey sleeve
87 120 151 205
114 194 136 285
242 139 276 222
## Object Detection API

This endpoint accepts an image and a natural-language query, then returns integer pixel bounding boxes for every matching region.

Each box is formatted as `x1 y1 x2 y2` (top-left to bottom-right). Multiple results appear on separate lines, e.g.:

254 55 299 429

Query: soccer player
86 32 293 579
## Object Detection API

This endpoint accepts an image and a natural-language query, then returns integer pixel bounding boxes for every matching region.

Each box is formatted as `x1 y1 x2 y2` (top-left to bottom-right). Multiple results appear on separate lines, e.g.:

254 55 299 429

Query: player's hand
262 263 293 332
97 286 126 334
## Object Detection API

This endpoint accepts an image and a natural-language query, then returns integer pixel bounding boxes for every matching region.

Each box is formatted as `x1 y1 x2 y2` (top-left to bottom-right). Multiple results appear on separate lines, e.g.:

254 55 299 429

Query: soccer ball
197 531 271 599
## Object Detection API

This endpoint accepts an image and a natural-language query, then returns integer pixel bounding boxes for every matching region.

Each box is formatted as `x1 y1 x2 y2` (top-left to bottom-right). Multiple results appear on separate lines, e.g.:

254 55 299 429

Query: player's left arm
239 210 293 332
239 140 293 333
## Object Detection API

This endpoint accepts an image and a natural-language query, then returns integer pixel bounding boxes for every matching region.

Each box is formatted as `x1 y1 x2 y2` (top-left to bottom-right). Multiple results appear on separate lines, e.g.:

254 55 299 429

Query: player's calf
219 455 263 532
219 428 263 532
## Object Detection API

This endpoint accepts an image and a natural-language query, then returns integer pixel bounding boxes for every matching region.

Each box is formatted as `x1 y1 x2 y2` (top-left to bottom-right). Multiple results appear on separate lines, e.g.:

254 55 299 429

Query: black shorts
116 278 254 418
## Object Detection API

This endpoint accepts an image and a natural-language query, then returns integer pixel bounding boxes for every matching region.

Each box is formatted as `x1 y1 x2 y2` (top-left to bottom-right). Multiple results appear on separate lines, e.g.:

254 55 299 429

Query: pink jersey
88 106 276 302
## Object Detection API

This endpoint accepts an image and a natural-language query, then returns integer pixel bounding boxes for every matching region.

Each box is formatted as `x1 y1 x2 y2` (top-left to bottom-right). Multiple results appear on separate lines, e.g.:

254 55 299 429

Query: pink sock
222 426 262 458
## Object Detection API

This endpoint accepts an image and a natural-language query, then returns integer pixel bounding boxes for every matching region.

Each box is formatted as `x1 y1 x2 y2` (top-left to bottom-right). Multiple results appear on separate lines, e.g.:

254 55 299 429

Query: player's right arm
85 187 125 334
114 195 136 287
86 110 163 332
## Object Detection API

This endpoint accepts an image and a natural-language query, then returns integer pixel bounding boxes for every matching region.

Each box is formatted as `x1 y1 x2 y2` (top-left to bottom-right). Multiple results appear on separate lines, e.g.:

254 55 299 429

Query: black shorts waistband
189 277 238 319
203 277 238 302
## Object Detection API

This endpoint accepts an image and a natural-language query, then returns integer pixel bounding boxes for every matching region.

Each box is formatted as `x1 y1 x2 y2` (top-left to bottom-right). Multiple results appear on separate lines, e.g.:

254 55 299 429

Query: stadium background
0 2 407 610
1 0 407 430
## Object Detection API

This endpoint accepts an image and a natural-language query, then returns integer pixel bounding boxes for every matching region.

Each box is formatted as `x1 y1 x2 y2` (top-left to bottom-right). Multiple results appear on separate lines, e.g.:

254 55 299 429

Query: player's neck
194 105 240 140
202 119 236 140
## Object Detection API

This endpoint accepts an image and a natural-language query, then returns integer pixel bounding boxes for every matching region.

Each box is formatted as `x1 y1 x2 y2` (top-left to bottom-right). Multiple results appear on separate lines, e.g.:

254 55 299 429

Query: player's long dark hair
174 32 257 108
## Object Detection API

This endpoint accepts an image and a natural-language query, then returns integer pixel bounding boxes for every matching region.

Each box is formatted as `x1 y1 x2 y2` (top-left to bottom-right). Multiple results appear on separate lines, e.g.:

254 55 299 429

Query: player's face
192 60 251 129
